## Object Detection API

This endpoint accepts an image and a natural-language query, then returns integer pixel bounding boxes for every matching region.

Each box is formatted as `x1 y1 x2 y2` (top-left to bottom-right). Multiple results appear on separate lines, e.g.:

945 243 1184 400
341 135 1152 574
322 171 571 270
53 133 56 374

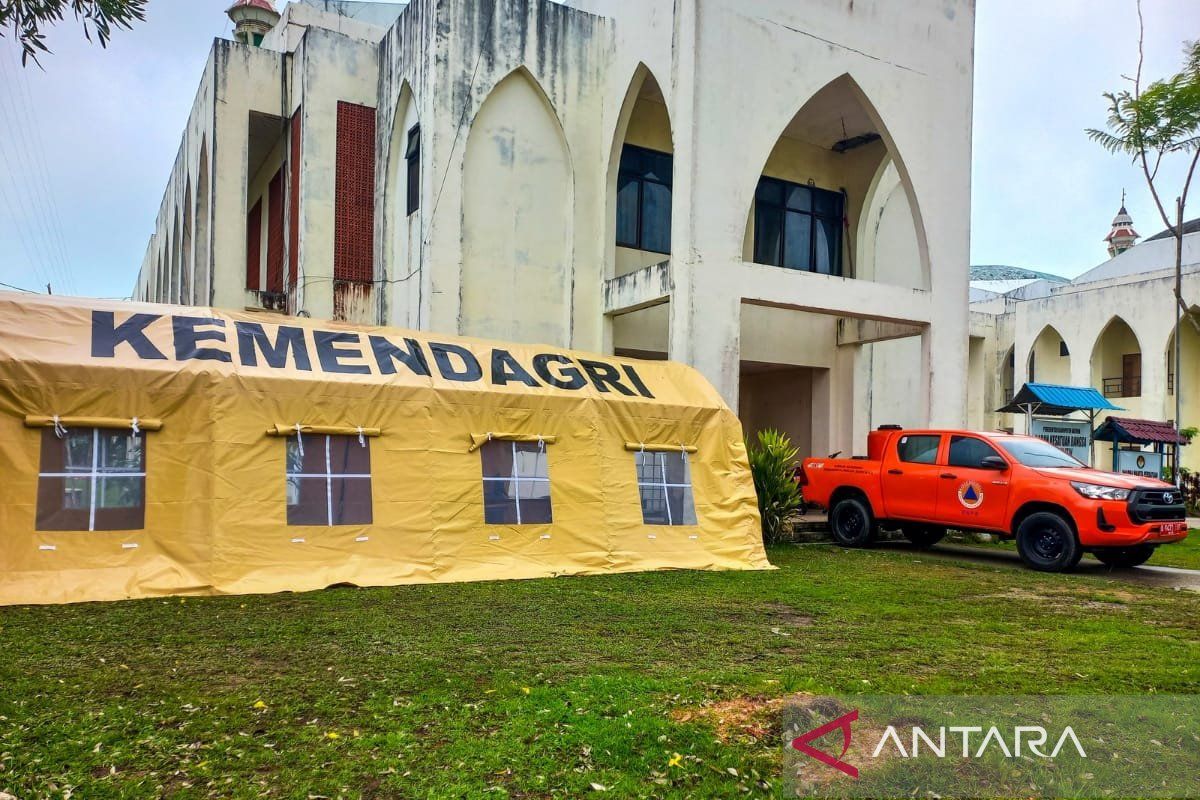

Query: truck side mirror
979 455 1008 470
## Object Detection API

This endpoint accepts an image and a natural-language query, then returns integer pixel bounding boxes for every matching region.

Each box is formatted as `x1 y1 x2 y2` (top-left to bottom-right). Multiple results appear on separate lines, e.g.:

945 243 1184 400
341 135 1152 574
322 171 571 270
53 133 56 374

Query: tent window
285 434 372 526
634 450 696 526
37 428 146 531
480 439 552 525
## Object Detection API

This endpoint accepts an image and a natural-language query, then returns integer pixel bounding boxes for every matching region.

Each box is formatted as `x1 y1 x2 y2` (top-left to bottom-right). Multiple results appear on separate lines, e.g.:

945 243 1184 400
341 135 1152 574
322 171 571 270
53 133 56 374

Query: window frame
615 143 672 255
480 439 553 525
946 435 1004 469
285 433 373 526
752 175 844 275
895 434 941 465
36 427 147 531
405 123 420 216
633 449 697 526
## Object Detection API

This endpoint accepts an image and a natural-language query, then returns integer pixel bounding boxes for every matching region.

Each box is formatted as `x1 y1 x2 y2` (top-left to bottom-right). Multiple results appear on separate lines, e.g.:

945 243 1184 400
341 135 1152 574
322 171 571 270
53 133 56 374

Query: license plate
1159 522 1187 534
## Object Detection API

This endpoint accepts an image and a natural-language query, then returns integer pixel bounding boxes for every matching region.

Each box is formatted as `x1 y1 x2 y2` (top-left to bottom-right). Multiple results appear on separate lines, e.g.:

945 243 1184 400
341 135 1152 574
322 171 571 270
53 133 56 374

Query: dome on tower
227 0 280 47
1104 202 1139 258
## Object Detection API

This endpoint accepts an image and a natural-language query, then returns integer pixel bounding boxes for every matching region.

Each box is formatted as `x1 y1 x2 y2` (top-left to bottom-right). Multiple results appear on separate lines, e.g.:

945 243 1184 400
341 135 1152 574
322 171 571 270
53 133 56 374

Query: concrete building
970 209 1200 471
133 0 976 459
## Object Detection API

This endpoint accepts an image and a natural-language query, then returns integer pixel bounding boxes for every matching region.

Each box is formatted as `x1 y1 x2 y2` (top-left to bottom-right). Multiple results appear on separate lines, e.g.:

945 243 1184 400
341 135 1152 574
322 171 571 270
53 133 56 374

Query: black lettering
491 349 540 387
430 342 482 382
314 331 371 374
173 316 231 362
622 364 654 398
532 354 586 390
90 310 166 360
235 322 312 370
579 359 636 395
369 335 430 376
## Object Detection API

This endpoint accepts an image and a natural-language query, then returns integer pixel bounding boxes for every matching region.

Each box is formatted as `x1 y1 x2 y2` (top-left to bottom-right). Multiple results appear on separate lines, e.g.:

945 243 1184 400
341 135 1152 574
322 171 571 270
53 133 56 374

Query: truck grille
1126 488 1186 523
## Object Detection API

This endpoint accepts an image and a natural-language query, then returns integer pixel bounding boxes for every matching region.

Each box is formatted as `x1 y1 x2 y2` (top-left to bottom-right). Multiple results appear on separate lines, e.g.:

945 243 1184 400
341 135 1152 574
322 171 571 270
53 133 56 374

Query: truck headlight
1071 482 1130 501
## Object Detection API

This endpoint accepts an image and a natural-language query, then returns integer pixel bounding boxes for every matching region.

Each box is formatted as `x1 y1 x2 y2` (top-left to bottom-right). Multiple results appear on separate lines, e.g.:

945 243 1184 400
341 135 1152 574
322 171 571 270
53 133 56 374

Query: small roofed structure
1093 416 1189 478
0 293 770 605
997 383 1124 466
227 0 280 46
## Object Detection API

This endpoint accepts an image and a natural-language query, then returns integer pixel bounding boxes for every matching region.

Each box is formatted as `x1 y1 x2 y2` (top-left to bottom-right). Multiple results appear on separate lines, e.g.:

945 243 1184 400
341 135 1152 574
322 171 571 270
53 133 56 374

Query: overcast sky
0 0 1198 299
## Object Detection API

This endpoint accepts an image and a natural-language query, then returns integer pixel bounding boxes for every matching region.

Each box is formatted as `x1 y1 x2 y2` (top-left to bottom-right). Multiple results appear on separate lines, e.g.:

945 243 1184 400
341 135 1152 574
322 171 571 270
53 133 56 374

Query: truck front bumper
1079 504 1189 547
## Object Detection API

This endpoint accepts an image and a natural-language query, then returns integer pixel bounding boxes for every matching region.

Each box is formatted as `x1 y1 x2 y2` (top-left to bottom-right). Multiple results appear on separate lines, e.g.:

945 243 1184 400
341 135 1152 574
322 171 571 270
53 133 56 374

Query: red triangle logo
790 709 859 778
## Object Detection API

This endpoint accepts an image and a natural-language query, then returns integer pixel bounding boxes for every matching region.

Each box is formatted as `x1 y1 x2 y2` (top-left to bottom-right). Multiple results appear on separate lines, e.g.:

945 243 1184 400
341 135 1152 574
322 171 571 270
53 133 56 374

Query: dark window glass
615 144 672 254
948 436 1002 469
998 438 1084 468
896 434 940 465
752 176 844 275
480 440 552 525
634 450 696 525
1058 339 1069 357
285 434 372 526
37 428 146 531
754 206 783 266
405 124 420 215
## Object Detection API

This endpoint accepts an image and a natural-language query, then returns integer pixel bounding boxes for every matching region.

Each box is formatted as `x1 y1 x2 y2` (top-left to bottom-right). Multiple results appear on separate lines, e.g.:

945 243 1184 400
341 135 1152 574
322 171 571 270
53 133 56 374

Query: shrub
746 428 803 545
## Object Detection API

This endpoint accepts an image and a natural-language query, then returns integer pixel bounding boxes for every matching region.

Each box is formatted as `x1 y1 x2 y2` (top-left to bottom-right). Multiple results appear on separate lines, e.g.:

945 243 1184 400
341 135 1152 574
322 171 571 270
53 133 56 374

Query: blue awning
996 382 1124 416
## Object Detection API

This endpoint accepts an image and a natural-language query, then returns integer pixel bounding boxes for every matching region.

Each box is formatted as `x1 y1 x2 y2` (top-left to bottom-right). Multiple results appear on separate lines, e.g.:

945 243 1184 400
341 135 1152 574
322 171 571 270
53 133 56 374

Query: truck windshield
997 438 1085 468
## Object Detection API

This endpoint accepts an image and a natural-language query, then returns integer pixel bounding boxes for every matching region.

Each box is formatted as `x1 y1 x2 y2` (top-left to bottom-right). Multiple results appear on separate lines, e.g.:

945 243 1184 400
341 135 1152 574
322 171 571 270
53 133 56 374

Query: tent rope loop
52 415 67 439
680 443 690 465
294 423 304 457
130 416 140 438
536 435 545 452
356 426 365 447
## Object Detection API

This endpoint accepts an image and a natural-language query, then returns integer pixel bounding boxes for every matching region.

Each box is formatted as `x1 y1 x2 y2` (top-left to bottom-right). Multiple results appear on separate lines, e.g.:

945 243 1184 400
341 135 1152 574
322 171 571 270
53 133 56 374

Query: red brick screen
288 108 302 289
334 101 376 284
246 198 262 290
266 168 285 293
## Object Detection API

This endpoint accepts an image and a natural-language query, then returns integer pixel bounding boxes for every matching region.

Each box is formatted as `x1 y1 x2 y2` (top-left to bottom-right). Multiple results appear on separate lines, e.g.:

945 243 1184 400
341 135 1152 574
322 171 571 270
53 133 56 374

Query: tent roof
1093 416 1189 446
996 382 1124 416
0 292 724 412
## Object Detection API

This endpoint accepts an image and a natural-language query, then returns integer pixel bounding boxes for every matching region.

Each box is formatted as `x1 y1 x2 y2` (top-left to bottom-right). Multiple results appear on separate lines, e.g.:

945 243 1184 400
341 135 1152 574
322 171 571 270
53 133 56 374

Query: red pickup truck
798 426 1189 572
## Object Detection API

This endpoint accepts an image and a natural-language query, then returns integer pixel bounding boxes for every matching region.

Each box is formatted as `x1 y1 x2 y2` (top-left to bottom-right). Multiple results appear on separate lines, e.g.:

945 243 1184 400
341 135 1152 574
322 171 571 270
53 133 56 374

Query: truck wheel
1093 545 1156 569
902 525 946 548
1015 512 1080 572
829 496 876 547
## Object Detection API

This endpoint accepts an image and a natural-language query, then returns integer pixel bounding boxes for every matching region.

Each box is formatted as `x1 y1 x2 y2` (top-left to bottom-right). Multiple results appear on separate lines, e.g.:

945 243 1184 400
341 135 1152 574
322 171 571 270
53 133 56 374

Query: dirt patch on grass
980 586 1133 613
670 696 790 742
765 602 815 628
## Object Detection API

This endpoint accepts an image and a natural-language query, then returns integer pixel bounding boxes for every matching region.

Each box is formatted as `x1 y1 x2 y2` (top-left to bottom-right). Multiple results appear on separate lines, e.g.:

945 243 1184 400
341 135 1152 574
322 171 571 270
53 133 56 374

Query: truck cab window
948 436 1002 469
896 435 940 464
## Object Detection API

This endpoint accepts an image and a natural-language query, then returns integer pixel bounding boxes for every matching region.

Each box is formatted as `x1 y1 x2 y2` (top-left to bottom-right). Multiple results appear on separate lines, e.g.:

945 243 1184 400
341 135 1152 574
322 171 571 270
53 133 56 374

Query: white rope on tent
294 423 304 457
51 414 66 438
356 425 365 447
130 416 140 439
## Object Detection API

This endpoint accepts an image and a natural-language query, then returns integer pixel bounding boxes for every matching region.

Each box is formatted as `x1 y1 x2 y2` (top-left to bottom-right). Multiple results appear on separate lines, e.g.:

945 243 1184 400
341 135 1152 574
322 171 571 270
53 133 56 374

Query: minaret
1104 193 1139 258
226 0 280 47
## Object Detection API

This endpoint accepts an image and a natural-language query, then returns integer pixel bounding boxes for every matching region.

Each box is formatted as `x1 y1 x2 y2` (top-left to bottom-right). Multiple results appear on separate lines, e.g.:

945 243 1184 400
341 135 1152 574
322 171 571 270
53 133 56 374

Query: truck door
881 433 944 522
936 435 1012 532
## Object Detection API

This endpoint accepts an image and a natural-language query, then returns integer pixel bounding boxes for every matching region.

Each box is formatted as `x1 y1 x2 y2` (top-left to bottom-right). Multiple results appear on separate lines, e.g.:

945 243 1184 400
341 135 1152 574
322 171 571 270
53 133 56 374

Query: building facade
133 0 977 459
971 211 1200 471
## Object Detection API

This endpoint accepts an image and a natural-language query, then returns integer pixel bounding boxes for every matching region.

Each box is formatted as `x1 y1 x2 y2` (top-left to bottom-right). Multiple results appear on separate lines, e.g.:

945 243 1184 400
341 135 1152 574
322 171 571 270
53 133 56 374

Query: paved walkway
793 514 1200 591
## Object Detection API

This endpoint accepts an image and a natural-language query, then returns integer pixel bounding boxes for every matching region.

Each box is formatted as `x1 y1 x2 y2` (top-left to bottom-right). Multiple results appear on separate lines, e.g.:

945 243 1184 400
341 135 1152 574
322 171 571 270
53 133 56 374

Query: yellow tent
0 293 770 605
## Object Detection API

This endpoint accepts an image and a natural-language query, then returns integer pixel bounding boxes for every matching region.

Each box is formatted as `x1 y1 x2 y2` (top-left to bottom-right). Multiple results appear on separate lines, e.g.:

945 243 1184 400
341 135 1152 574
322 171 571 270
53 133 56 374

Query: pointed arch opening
1001 345 1016 404
742 74 929 290
169 216 180 304
1026 324 1070 385
460 67 573 346
1091 316 1142 398
196 140 210 305
181 178 193 306
383 80 421 327
1166 310 1200 406
607 64 673 279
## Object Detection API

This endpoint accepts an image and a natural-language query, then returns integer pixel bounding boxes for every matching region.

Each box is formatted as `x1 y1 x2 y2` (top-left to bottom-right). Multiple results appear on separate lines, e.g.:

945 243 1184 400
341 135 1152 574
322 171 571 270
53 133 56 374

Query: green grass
2 545 1198 798
1141 529 1200 569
